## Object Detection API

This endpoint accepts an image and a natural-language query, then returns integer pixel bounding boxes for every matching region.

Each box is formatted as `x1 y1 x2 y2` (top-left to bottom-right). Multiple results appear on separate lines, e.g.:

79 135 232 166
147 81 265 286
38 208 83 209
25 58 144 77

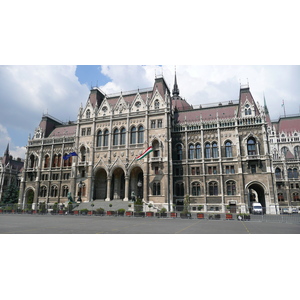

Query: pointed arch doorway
247 182 266 213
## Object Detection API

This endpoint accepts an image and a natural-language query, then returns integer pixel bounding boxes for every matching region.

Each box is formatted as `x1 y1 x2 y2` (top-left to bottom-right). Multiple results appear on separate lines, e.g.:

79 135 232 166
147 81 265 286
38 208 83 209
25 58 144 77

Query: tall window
195 144 201 159
208 181 218 196
62 186 69 197
153 182 161 195
245 104 251 115
113 128 119 146
189 144 194 159
247 138 256 155
281 146 289 157
205 143 211 158
175 182 184 196
275 168 282 179
44 155 50 168
292 168 299 179
294 146 300 158
50 185 58 197
154 100 160 109
103 130 109 146
80 147 86 162
130 127 136 144
138 125 144 144
40 186 47 197
225 141 232 158
97 130 102 147
293 193 300 201
176 144 183 160
192 182 200 196
120 128 126 145
57 154 61 167
278 193 284 202
212 142 218 158
226 181 236 195
86 109 91 119
29 154 35 168
287 168 293 179
52 154 58 167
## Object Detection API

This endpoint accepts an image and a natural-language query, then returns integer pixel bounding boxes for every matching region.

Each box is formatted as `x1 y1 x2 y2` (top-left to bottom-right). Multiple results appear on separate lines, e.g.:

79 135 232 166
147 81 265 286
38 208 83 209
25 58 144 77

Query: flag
136 146 153 160
63 152 78 160
281 100 284 107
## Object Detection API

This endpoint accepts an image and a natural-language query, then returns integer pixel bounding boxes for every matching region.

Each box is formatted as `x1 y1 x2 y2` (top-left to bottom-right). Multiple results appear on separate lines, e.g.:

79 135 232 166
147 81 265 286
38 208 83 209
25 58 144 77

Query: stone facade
18 74 300 214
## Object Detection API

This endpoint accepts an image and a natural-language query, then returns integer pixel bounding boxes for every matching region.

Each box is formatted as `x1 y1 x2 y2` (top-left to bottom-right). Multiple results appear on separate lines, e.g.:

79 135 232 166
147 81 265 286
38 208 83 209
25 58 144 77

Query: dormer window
86 109 91 119
245 104 251 115
102 106 107 112
135 101 141 108
154 100 160 110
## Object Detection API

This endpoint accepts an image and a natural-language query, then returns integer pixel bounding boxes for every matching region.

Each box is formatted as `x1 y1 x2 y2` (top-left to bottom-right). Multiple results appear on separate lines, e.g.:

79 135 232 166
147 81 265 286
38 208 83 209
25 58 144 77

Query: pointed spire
3 143 10 165
4 143 9 156
172 68 180 97
264 94 269 115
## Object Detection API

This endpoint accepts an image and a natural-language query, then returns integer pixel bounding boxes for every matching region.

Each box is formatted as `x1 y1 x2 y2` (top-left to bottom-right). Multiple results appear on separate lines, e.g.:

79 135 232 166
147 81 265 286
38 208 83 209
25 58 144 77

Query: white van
252 202 263 214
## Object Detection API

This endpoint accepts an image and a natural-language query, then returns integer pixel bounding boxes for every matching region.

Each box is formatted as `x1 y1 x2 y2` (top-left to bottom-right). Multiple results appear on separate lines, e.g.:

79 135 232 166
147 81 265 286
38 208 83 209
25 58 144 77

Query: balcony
150 157 163 162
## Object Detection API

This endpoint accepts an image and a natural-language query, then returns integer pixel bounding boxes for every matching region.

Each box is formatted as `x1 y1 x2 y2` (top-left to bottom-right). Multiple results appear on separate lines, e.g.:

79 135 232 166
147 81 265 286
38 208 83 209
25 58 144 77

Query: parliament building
18 74 300 214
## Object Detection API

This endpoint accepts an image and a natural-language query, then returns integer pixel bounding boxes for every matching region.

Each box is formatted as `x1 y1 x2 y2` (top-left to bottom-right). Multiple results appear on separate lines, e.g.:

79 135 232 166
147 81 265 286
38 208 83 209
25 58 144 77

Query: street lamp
78 181 82 202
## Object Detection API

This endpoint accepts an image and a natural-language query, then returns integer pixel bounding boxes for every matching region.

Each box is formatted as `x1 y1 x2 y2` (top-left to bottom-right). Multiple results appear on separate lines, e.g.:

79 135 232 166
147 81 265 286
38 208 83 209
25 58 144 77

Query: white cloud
100 65 300 120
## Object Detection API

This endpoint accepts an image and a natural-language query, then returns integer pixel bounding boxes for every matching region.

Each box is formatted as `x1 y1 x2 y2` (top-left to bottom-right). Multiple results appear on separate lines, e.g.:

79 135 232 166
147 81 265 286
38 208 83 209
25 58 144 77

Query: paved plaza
0 214 300 234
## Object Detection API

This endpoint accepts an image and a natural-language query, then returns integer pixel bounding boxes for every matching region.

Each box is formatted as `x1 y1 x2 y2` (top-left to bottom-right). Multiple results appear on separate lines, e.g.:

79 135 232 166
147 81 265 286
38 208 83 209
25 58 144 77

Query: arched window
176 144 183 160
225 141 232 158
287 168 293 179
188 144 194 159
138 125 144 144
154 100 160 109
50 185 58 197
293 192 300 201
226 181 236 195
245 104 251 115
278 193 284 202
281 146 289 157
97 130 102 147
247 138 256 155
130 127 136 144
86 109 91 119
62 185 69 197
29 154 35 168
103 130 109 147
192 182 200 196
205 143 211 158
294 146 300 158
195 144 201 159
152 140 160 157
208 181 218 196
57 154 61 167
275 168 282 179
293 168 298 179
80 146 86 162
39 186 47 197
120 128 126 145
175 182 184 196
44 155 50 168
212 142 218 158
52 154 58 167
113 128 119 146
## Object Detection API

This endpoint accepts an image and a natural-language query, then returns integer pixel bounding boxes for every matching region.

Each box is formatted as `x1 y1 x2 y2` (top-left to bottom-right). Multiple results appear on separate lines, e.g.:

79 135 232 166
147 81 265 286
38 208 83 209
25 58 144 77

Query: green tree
3 183 19 204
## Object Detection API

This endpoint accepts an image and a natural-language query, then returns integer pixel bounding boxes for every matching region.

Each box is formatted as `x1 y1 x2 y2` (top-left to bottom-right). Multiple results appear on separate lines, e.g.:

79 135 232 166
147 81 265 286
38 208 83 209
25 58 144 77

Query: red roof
48 125 77 137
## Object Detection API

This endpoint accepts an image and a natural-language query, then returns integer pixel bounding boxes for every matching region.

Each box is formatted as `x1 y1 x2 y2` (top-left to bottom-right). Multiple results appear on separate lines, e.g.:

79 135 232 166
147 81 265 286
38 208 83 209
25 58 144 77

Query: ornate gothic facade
18 74 300 214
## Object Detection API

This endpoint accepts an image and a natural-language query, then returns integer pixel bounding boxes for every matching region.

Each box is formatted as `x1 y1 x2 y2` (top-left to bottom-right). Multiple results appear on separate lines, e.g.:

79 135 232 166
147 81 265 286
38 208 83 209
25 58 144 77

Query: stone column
124 176 129 201
106 176 111 201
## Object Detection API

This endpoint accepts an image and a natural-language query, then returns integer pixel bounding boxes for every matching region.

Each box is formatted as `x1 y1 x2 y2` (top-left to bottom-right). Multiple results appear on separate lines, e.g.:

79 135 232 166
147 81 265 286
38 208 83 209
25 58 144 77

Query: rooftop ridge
106 87 153 98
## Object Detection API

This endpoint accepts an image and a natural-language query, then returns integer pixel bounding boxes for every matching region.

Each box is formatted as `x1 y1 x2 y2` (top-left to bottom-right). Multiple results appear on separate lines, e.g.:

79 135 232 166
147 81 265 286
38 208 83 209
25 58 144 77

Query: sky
0 65 299 159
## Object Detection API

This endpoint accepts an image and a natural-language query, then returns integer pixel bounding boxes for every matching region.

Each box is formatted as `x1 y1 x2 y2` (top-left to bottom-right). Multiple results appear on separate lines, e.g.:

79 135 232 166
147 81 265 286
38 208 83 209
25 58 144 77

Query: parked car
292 208 298 214
281 208 290 214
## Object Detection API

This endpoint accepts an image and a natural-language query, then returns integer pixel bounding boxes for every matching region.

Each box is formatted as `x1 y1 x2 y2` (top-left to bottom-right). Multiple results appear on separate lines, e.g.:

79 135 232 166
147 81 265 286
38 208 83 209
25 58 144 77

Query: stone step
74 200 135 212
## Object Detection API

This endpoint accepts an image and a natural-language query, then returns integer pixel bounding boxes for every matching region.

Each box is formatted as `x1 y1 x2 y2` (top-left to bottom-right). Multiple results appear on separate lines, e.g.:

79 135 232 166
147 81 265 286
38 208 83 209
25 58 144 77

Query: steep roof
48 125 77 137
175 102 238 124
238 85 259 117
272 115 300 133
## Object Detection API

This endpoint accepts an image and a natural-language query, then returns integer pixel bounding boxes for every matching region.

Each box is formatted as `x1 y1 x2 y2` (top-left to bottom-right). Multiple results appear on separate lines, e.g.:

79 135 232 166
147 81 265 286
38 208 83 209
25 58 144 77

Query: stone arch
94 168 107 200
129 166 144 200
245 181 267 212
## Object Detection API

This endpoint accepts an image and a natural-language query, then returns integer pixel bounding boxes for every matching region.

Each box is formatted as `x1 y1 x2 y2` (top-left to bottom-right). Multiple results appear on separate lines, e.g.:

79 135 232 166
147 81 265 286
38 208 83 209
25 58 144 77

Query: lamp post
78 181 82 202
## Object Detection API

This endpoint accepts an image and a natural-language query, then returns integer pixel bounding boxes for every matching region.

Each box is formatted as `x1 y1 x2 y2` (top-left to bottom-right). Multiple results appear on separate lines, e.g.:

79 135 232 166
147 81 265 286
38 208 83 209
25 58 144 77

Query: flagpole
282 100 286 117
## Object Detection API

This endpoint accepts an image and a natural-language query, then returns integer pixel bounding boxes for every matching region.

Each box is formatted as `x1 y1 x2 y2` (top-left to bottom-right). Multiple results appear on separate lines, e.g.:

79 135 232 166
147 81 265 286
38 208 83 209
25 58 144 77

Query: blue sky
0 65 300 160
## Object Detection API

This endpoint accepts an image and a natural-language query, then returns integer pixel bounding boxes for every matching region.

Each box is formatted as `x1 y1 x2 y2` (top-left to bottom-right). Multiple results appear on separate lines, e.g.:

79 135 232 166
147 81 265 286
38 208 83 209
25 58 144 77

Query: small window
154 100 160 109
157 120 162 128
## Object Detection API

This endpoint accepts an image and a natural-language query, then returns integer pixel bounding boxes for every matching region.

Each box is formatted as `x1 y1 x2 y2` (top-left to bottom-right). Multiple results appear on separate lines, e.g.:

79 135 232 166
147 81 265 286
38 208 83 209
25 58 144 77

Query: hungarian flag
136 146 153 160
63 152 78 160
